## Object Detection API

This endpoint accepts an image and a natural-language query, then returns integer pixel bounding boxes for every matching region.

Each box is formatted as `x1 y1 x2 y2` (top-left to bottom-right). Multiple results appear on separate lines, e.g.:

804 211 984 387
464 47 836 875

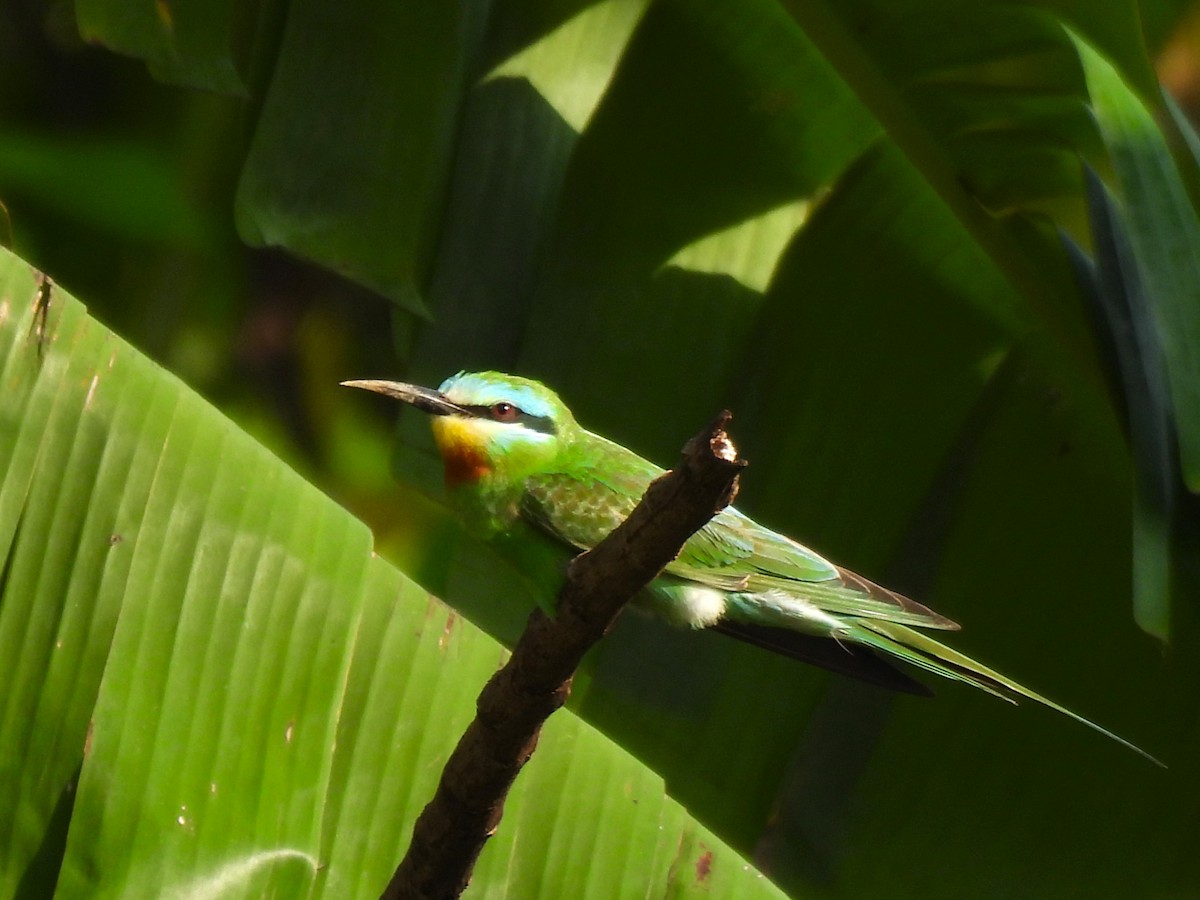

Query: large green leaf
1074 31 1200 493
394 5 1195 895
75 0 259 95
235 0 486 313
1071 169 1177 641
0 246 783 898
37 0 1200 896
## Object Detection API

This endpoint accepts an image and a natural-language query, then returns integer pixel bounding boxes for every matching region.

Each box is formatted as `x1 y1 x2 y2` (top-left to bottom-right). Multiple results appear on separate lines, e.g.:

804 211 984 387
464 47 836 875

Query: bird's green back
519 428 953 630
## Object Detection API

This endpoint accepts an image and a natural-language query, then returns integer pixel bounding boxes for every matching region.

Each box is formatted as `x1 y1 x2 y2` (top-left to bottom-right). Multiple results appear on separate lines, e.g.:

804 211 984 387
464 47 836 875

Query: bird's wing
521 436 661 550
521 434 953 631
845 620 1162 765
668 508 958 630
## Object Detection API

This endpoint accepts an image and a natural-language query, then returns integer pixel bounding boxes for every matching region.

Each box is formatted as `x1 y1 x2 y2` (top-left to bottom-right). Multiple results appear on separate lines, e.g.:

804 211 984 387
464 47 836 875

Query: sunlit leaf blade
1074 32 1200 492
0 247 785 899
319 565 785 899
1046 0 1165 100
402 0 653 385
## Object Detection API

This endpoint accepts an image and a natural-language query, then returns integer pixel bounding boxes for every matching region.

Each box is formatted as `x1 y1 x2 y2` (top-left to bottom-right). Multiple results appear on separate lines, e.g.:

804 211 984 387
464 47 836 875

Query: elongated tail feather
713 620 934 696
846 620 1163 766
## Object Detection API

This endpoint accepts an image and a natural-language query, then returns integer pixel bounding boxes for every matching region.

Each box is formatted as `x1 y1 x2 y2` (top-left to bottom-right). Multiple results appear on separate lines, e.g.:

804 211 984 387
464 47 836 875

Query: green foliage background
2 0 1200 897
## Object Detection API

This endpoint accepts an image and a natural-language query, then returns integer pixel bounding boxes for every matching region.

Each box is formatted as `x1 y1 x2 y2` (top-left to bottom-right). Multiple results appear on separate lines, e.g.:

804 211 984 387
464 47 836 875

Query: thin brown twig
382 411 746 900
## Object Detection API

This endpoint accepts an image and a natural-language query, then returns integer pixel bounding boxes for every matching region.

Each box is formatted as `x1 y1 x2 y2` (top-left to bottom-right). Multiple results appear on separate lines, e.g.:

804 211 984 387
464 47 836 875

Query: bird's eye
490 402 521 422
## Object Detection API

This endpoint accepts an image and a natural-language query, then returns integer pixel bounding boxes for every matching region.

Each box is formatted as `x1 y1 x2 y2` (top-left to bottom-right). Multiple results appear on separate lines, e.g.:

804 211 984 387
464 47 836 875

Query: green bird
344 370 1157 762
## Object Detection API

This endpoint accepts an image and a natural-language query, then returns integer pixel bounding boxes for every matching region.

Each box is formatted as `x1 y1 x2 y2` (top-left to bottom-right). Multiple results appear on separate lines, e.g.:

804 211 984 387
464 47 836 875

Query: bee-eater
345 371 1156 762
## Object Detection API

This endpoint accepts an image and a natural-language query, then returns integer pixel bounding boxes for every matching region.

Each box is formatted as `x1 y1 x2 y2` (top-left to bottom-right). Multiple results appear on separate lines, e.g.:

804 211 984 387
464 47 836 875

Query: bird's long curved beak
340 379 469 417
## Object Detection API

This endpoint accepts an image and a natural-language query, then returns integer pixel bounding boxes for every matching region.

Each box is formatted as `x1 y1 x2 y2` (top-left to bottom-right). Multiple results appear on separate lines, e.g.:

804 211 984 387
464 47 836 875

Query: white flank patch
673 584 728 628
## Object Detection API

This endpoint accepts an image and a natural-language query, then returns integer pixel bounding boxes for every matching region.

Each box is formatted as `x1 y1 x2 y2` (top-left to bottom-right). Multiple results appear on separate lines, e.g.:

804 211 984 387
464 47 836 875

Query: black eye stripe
461 405 558 435
520 414 557 435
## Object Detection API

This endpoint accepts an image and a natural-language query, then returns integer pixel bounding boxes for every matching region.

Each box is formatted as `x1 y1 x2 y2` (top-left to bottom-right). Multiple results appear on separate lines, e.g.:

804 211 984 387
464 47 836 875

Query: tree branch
382 411 746 900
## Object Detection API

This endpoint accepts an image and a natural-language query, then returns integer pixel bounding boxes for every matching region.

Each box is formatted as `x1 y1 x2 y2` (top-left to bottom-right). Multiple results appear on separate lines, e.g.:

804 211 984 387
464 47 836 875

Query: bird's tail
844 619 1163 766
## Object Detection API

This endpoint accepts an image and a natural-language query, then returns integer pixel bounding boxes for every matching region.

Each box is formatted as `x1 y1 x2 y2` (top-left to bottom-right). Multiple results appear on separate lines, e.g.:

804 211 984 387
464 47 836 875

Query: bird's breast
431 417 492 486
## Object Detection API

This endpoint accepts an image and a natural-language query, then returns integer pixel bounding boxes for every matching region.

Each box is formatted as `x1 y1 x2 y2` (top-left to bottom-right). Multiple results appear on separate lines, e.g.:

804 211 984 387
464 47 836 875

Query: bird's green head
342 371 577 490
